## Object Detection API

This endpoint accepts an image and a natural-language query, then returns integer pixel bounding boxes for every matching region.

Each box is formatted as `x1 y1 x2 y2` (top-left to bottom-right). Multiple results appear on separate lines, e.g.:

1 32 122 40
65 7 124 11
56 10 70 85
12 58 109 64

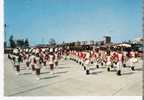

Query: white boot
36 76 40 80
16 72 20 75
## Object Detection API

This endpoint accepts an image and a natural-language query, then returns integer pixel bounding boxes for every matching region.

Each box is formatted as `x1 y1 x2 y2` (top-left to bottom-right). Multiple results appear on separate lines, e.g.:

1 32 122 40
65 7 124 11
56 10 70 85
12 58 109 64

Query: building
103 36 111 44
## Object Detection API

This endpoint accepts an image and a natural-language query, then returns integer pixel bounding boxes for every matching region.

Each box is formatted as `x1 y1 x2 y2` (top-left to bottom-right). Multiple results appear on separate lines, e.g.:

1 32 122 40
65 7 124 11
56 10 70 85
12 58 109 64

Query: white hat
35 49 39 54
50 48 53 52
25 49 28 52
86 52 90 58
29 48 32 52
42 48 45 52
32 49 36 53
13 48 19 54
55 48 58 52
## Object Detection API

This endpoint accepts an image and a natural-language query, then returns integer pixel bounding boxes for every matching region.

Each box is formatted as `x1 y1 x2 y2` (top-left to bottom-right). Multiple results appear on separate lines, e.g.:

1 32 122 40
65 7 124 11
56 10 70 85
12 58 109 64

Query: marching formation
8 47 63 80
64 48 141 75
7 47 142 80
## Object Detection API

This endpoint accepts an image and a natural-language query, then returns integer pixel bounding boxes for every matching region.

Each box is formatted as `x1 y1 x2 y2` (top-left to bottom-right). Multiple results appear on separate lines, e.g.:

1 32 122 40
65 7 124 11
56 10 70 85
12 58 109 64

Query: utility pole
4 24 7 41
4 24 7 48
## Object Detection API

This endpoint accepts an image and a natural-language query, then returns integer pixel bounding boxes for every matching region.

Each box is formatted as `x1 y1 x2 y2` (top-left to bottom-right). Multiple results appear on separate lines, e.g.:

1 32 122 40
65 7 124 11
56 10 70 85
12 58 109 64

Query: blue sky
5 0 142 46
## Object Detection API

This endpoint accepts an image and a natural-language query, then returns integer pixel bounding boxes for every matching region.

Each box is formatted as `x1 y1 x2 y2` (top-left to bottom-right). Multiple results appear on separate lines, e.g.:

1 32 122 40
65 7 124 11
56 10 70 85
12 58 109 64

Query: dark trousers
50 64 54 70
26 62 30 67
15 65 20 72
55 61 58 66
35 68 40 75
43 62 46 66
31 65 35 71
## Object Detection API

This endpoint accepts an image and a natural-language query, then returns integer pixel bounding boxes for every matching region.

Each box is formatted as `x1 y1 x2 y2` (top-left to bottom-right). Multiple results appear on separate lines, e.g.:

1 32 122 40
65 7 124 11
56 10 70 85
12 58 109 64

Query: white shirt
118 53 123 62
14 55 20 66
48 54 55 64
35 56 41 69
54 53 58 62
29 55 36 65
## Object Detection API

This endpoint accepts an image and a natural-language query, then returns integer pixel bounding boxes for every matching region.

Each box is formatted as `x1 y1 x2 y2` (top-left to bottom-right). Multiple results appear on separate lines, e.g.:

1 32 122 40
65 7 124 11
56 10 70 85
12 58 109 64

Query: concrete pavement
4 55 143 96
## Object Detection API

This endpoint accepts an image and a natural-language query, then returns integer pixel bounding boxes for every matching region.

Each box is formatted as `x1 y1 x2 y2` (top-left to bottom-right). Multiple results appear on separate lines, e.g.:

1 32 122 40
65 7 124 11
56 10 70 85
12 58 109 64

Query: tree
16 39 25 48
49 38 56 46
9 35 16 48
4 41 7 48
24 38 29 47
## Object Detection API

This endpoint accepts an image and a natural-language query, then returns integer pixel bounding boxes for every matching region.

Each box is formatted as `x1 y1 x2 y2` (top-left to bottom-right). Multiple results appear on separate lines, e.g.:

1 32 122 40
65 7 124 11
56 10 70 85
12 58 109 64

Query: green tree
24 38 29 47
9 35 16 48
49 38 56 46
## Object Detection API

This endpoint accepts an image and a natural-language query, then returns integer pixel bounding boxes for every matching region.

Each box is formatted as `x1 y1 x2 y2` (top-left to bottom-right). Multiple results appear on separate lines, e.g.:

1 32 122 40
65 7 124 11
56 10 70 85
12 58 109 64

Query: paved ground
4 54 143 96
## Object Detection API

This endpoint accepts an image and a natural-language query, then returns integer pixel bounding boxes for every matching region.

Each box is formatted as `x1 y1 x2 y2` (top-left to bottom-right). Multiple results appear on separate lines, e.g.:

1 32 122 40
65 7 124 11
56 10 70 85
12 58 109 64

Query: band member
116 50 123 76
129 50 137 71
92 50 99 68
48 48 55 74
54 48 59 67
111 50 118 68
25 51 30 70
29 49 37 74
85 52 91 75
122 50 128 67
42 52 47 67
13 49 21 75
106 51 112 71
79 51 84 66
34 53 42 80
82 52 86 68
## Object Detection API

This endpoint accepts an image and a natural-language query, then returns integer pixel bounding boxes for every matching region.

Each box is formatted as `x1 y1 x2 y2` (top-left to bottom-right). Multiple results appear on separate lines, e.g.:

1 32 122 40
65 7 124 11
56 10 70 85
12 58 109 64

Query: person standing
48 48 55 74
106 51 112 71
13 49 21 75
25 50 30 70
116 50 124 76
129 50 137 71
54 48 59 68
29 49 36 74
34 53 42 80
85 52 91 75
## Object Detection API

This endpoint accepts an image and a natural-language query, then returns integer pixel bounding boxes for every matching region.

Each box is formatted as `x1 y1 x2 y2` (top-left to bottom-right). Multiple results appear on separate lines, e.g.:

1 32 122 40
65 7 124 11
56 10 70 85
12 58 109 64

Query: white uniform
85 52 90 70
48 54 55 65
35 57 41 69
106 56 111 66
29 55 36 73
14 55 20 66
117 53 123 71
129 51 137 67
54 53 58 63
13 55 21 74
29 55 36 65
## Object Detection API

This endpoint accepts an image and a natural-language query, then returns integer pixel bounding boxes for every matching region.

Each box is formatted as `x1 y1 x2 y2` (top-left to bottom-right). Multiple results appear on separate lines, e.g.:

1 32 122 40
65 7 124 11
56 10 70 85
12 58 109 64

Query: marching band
7 46 142 80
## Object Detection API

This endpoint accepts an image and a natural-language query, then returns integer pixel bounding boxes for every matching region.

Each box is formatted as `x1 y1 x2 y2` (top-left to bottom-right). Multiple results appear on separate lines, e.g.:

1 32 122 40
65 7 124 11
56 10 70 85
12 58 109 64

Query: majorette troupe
7 47 141 80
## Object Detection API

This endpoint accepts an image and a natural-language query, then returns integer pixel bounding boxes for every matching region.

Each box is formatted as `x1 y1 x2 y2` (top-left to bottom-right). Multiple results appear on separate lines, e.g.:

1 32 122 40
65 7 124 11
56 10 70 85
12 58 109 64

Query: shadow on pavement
135 67 143 71
41 75 59 80
8 76 59 96
100 66 107 69
40 71 50 74
21 72 32 75
91 71 103 75
54 71 68 74
110 69 117 72
122 72 134 76
57 67 71 69
20 68 26 70
89 67 97 70
59 63 67 65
